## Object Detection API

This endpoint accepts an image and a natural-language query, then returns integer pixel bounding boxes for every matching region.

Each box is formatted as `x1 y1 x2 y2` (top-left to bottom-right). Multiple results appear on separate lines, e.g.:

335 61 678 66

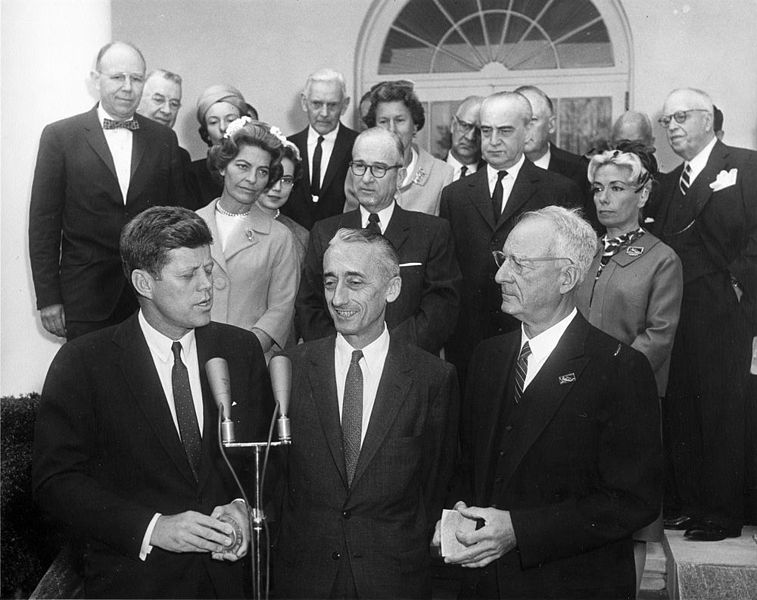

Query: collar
335 324 390 374
520 308 577 360
487 153 525 182
359 201 395 232
308 123 339 144
686 136 717 180
97 104 135 128
531 146 551 170
446 151 478 172
401 146 419 187
138 309 196 363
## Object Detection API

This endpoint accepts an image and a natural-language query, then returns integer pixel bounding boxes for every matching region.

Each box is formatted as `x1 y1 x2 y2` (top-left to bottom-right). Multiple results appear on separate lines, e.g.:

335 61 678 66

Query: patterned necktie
679 163 691 196
310 135 325 197
342 350 364 486
366 213 381 235
171 342 202 479
491 170 508 221
103 118 139 130
513 341 531 405
459 165 468 179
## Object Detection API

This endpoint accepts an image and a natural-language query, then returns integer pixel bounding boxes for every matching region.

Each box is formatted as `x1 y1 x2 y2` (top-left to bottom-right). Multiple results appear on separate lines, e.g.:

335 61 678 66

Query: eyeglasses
151 93 181 110
279 176 295 187
492 251 574 274
453 116 477 135
657 109 709 127
349 161 402 179
98 72 145 85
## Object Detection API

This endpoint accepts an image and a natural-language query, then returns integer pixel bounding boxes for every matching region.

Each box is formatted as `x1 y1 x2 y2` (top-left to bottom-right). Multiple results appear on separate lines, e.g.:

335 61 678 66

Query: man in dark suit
440 91 582 384
33 207 275 598
437 206 661 599
611 110 656 148
281 68 358 230
297 127 461 355
514 85 597 230
29 42 189 341
275 227 459 599
652 88 757 541
446 96 484 181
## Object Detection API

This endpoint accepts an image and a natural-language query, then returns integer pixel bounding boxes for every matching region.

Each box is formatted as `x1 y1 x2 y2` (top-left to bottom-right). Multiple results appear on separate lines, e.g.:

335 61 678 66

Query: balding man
652 88 757 541
440 91 582 384
29 42 189 341
138 69 183 129
515 85 597 230
297 127 461 355
282 68 359 230
611 110 655 148
446 96 484 181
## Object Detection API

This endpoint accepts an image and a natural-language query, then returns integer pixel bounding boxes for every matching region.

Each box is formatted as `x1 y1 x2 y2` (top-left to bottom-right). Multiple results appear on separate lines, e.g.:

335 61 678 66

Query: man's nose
331 281 349 305
494 261 514 284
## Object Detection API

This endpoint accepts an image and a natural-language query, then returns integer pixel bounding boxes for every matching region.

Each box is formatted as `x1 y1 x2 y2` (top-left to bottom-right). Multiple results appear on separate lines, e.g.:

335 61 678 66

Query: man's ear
385 275 402 304
548 115 556 136
341 96 351 115
299 93 309 113
131 269 154 299
559 264 581 295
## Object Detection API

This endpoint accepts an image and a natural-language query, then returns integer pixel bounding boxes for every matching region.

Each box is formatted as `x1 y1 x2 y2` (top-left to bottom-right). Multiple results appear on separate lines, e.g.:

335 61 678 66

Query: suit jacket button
342 510 351 519
505 425 512 432
332 551 341 560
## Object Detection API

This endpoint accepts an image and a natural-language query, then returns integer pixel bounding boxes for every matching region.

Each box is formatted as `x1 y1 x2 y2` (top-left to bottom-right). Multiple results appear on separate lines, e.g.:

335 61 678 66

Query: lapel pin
558 373 576 384
245 229 254 242
626 246 644 257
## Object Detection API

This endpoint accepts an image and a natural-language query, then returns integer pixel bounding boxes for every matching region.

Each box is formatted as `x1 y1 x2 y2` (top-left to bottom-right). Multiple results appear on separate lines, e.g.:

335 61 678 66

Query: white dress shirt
334 325 390 445
685 136 717 184
531 147 551 171
519 308 578 389
97 104 133 203
446 152 479 181
307 123 339 200
137 310 205 560
487 154 526 214
359 201 395 234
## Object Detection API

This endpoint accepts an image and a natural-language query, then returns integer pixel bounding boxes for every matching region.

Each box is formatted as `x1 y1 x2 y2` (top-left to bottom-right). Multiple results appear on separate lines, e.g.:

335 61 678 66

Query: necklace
216 203 250 218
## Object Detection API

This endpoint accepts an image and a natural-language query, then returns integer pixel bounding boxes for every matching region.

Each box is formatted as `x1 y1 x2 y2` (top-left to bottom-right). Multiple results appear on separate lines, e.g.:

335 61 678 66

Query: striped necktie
679 163 691 195
513 341 531 404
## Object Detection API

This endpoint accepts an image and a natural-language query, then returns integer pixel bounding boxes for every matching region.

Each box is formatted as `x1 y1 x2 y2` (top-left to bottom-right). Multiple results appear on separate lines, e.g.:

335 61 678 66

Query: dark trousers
663 272 751 531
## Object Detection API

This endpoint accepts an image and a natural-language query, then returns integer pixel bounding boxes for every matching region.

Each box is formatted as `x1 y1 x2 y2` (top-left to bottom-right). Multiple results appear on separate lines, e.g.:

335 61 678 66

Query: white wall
1 0 110 395
3 0 757 394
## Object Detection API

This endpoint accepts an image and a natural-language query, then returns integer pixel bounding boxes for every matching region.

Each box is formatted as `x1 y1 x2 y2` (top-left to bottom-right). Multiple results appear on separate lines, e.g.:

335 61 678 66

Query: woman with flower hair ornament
576 140 683 593
196 117 300 358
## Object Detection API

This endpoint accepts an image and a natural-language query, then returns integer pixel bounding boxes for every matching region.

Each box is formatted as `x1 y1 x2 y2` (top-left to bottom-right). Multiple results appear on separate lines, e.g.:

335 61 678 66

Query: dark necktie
171 342 202 479
459 165 468 179
342 350 363 486
310 135 325 197
679 163 691 196
513 341 531 405
366 213 381 235
103 118 139 130
491 170 508 221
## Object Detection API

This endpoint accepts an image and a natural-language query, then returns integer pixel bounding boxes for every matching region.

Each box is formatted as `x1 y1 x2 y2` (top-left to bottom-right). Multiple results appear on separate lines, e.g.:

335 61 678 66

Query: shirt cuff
139 513 161 561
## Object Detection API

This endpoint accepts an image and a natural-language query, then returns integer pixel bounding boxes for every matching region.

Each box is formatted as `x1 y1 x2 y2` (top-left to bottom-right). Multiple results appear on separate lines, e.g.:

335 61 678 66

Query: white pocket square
399 262 423 267
709 168 737 191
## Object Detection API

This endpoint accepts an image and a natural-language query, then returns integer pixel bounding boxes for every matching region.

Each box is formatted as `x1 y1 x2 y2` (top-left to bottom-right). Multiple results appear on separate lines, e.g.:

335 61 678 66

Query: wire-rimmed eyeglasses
492 251 574 274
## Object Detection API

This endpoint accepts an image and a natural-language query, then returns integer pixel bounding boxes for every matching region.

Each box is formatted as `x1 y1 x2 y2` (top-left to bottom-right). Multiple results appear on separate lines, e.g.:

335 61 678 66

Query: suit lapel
291 129 309 182
196 326 222 490
494 315 590 492
129 114 148 184
306 338 349 487
202 202 231 277
467 169 497 230
351 339 412 488
689 141 728 218
320 124 349 194
83 108 119 187
383 205 410 252
497 160 537 228
115 315 199 486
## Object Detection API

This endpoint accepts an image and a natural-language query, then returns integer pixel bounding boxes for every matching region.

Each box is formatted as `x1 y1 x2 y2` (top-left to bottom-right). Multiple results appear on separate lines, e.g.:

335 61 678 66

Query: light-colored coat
197 201 300 351
576 230 683 396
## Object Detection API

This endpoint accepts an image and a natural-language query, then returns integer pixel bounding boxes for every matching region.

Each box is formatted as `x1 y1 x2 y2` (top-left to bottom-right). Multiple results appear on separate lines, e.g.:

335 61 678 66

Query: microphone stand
223 436 290 600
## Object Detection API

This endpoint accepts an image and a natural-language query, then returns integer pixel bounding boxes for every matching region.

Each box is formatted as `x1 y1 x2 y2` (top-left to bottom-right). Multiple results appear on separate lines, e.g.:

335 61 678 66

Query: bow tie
103 118 139 130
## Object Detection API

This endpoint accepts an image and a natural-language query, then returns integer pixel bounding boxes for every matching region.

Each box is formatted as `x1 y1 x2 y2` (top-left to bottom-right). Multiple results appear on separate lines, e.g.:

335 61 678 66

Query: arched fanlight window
357 0 631 156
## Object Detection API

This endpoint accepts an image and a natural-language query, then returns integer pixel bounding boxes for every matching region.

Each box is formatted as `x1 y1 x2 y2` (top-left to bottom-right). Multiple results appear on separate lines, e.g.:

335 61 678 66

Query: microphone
268 355 292 443
205 357 236 443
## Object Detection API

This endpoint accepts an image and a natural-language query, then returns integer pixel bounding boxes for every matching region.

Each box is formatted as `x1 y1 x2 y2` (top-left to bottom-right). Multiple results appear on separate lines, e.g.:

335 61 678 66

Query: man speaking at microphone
274 228 459 599
33 206 275 598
